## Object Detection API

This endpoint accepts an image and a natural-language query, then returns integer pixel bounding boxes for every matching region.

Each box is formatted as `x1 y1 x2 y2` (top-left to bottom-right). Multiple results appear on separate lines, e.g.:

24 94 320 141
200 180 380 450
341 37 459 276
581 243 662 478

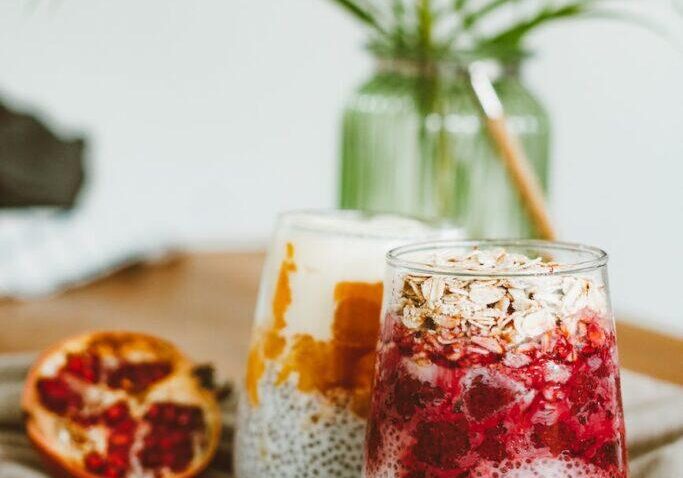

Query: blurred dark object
0 101 85 209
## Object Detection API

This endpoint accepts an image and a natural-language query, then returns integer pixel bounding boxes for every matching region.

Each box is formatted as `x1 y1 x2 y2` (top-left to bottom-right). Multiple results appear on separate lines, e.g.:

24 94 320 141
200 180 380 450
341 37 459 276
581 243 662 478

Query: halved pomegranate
22 332 222 478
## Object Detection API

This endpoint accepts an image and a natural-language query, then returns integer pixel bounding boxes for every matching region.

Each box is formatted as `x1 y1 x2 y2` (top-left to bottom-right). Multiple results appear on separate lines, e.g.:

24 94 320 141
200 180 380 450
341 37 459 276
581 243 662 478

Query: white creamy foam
472 456 617 478
366 446 617 478
253 211 459 340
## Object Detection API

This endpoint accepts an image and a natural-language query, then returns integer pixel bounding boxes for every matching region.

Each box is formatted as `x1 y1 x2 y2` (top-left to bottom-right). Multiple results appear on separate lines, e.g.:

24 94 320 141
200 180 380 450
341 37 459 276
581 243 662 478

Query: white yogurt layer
253 211 459 340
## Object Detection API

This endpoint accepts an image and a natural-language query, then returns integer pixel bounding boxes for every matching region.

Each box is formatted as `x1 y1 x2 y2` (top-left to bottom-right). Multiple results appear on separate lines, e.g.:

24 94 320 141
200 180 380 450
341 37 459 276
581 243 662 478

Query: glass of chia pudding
365 240 627 478
234 210 458 478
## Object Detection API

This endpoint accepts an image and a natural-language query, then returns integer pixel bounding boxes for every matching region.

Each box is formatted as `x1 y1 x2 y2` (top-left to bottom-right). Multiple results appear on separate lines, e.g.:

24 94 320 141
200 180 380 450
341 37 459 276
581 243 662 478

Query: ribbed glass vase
339 57 550 239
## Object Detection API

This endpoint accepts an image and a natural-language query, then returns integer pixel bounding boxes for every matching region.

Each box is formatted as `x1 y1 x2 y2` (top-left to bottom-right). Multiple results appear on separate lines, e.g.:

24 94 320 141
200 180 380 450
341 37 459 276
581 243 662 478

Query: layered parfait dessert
234 211 457 478
365 241 627 478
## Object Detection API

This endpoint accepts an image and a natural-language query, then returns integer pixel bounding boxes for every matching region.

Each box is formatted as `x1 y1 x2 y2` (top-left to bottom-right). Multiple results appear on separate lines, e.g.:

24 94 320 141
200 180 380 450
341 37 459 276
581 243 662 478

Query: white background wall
0 0 681 334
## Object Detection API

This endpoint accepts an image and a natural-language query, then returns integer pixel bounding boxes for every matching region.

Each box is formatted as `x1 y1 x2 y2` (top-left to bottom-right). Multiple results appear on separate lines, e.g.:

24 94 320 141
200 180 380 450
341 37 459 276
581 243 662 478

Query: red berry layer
365 311 628 478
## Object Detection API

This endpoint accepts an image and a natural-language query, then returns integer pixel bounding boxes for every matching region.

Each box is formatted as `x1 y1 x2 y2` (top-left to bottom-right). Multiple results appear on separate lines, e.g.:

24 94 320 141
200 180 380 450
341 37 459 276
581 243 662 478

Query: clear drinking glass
234 210 459 478
365 240 627 478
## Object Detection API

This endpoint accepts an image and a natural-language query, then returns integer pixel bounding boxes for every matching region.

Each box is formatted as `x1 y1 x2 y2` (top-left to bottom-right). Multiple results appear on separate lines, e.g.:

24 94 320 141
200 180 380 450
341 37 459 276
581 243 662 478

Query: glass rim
276 209 458 240
387 239 608 277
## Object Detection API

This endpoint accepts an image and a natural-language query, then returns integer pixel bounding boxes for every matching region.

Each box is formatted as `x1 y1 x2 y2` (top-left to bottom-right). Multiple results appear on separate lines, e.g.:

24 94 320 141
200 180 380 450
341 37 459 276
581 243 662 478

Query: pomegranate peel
22 331 221 478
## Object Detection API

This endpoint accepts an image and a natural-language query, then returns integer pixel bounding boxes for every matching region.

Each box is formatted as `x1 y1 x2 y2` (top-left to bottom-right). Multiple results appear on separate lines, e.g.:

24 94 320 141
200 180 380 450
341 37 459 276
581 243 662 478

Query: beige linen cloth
1 353 681 477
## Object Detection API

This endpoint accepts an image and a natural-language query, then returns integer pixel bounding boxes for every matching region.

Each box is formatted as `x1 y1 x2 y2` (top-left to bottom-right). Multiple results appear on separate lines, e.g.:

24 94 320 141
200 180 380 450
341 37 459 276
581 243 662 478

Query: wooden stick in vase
468 63 557 241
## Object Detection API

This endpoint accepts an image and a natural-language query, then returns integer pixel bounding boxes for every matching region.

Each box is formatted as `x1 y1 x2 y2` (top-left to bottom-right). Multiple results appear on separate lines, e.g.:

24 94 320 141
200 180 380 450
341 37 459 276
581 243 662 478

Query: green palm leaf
329 0 388 36
454 0 469 11
462 0 522 30
329 0 676 60
477 3 591 53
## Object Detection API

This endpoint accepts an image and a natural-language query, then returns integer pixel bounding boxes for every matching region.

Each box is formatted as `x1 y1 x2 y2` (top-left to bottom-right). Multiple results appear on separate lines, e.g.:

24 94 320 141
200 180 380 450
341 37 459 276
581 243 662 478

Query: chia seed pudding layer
235 364 366 478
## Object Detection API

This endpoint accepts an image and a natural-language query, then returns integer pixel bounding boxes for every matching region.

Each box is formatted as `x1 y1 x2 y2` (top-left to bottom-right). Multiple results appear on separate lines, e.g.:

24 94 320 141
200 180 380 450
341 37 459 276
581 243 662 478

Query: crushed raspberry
463 375 513 422
587 322 607 347
568 373 600 412
592 440 620 469
532 421 577 455
393 374 443 418
478 424 507 462
412 418 470 469
552 335 573 359
365 420 382 464
366 312 627 477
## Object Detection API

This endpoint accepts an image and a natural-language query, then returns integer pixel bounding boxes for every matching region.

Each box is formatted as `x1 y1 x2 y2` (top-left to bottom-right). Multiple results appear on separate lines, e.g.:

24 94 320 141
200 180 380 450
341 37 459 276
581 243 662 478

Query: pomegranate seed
73 413 100 427
109 431 134 448
107 361 172 393
37 377 83 415
107 452 128 469
65 353 101 383
140 447 163 467
173 431 191 447
103 465 126 478
145 403 205 430
84 452 106 473
158 451 173 466
137 403 208 472
170 450 193 472
161 404 177 424
114 419 137 434
176 407 204 430
177 410 193 428
144 404 161 423
104 402 130 427
138 403 203 473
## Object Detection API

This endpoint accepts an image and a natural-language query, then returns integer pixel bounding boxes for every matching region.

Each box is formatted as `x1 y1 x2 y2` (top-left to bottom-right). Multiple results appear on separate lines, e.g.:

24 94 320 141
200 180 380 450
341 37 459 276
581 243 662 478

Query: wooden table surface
1 252 682 385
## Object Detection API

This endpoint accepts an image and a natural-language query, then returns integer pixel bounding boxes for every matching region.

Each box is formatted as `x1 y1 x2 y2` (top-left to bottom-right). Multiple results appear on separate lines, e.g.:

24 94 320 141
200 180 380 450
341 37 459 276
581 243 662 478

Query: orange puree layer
245 243 384 417
277 281 382 418
246 243 296 405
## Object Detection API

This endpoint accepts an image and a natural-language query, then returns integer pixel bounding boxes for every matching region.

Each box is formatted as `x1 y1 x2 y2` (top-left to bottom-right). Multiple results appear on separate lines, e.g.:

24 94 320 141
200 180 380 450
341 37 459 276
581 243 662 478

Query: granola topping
395 248 608 351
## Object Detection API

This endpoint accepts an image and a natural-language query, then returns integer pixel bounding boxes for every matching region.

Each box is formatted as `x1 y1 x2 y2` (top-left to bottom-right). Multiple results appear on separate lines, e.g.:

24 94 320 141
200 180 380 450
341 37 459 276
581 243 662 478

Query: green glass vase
339 57 550 239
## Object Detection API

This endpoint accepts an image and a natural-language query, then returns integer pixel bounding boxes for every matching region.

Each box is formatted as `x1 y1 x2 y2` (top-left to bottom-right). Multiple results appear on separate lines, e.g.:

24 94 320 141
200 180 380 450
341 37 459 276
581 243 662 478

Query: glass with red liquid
365 241 627 478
